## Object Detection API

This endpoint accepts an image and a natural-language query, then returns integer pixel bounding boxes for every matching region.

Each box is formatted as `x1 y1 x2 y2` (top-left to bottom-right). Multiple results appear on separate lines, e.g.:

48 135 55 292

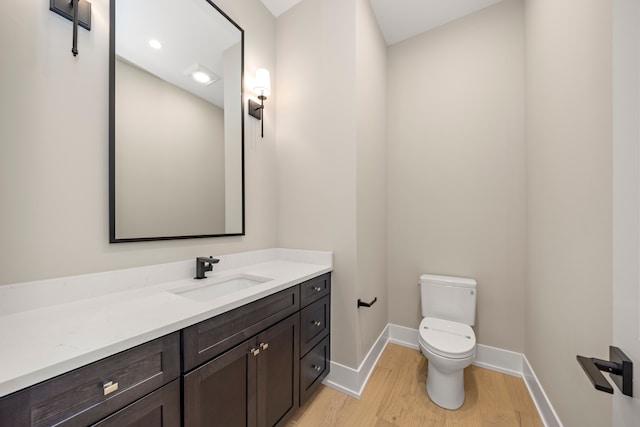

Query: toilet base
426 361 465 410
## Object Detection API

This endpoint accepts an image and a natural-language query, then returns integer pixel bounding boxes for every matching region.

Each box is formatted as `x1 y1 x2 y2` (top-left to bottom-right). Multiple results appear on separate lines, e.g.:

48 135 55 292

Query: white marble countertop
0 248 332 398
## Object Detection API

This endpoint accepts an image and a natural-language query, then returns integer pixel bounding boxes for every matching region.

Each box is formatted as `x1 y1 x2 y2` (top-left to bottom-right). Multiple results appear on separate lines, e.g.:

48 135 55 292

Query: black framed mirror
109 0 244 243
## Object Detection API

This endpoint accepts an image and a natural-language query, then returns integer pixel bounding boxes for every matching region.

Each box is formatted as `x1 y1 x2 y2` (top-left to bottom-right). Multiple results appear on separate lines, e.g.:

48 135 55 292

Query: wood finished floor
286 343 544 427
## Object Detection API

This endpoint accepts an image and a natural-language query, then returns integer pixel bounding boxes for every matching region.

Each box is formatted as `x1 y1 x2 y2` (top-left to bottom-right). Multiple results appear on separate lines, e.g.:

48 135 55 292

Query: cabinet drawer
300 295 330 357
299 335 330 405
0 332 180 427
300 273 331 308
92 379 180 427
183 286 300 372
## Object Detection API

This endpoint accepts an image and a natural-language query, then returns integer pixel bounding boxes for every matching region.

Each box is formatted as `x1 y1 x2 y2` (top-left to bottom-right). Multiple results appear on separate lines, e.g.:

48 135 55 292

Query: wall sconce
248 68 271 138
50 0 92 56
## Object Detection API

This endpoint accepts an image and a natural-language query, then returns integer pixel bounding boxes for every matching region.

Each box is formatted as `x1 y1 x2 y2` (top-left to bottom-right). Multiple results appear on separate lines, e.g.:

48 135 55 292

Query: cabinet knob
103 380 119 396
250 348 260 357
312 365 322 372
312 321 322 327
313 286 322 292
260 342 269 351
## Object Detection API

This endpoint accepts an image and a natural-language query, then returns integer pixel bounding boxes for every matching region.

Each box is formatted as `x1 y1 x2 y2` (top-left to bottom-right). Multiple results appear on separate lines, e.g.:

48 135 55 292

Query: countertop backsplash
0 248 332 315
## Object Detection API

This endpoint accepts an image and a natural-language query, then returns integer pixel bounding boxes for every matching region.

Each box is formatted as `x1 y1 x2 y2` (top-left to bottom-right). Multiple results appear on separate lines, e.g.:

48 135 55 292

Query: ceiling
260 0 505 45
117 0 241 108
115 0 507 107
260 0 306 18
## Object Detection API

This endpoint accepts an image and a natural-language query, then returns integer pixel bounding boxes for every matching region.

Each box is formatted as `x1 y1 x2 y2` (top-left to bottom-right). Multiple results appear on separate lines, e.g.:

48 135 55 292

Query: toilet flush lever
576 346 633 397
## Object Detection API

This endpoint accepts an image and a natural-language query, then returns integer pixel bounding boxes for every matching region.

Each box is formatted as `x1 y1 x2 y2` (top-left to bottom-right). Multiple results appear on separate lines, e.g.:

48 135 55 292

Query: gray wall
0 0 277 285
525 0 613 425
355 0 388 365
387 0 527 353
276 0 388 368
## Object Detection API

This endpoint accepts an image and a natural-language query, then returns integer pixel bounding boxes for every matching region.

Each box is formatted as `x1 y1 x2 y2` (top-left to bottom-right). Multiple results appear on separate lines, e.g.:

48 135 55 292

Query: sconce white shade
253 68 271 98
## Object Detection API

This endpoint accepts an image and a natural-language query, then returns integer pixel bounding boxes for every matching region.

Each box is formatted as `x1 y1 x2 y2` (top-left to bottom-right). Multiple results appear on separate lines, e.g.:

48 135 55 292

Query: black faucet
194 256 220 280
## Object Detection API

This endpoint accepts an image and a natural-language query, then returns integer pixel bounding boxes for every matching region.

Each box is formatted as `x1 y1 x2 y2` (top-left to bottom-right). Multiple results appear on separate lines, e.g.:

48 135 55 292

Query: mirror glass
109 0 244 242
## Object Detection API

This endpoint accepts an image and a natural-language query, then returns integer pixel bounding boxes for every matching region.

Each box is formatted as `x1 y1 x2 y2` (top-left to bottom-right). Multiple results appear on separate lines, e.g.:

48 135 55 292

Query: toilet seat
419 317 476 359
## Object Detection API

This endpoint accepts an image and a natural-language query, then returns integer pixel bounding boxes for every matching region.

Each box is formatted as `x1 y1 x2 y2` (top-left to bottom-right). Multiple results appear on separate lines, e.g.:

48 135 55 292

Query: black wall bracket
248 99 263 120
248 98 266 138
357 297 377 308
577 346 633 397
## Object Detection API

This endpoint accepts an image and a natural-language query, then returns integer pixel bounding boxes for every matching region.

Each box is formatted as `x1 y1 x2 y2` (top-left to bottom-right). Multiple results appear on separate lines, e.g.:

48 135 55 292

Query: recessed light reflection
183 63 219 86
148 39 162 49
191 71 212 84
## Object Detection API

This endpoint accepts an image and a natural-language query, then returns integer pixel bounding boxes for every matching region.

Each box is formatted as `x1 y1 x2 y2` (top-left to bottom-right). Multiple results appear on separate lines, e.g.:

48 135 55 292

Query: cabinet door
92 380 180 427
256 314 299 427
184 338 258 427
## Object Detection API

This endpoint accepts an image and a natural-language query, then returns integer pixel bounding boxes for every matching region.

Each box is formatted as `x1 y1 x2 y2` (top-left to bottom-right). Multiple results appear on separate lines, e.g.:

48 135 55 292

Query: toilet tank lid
419 274 476 288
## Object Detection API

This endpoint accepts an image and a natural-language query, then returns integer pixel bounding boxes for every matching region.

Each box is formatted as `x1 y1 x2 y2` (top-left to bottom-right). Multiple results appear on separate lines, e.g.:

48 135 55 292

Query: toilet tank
420 274 477 326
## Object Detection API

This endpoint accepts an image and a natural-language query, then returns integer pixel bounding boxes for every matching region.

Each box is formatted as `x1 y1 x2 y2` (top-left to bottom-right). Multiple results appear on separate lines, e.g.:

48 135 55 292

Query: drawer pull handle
313 286 322 292
250 348 260 357
103 381 119 396
260 342 269 351
312 365 322 372
312 321 322 327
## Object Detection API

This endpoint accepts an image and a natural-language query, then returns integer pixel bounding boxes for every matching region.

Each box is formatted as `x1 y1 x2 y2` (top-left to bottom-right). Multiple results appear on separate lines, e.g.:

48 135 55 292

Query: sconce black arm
49 0 92 56
577 346 633 397
71 0 79 56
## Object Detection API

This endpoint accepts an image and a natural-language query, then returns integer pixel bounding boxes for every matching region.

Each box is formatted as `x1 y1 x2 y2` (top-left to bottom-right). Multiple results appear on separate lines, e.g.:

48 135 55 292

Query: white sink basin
171 274 272 301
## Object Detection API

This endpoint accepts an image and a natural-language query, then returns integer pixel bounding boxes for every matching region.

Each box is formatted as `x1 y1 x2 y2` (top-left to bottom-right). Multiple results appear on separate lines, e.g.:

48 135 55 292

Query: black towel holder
357 297 377 308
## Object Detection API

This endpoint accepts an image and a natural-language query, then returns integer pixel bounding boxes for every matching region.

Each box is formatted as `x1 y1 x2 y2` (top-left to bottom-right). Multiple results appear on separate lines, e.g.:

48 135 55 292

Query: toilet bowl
419 317 476 410
418 274 477 410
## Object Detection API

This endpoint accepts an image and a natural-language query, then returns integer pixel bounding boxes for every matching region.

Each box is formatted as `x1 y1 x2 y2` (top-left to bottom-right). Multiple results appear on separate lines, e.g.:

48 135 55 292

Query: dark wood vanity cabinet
0 273 331 427
182 286 303 427
300 295 331 356
0 332 180 427
300 274 331 308
182 273 331 426
92 380 181 427
182 286 300 373
298 274 331 406
183 314 299 427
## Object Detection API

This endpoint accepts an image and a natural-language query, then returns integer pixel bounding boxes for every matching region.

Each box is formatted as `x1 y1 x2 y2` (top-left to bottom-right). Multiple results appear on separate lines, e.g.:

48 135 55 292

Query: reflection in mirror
109 0 244 242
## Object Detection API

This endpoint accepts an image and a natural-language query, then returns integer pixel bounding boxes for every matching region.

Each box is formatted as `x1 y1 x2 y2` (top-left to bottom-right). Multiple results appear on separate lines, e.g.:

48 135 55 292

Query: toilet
418 274 477 410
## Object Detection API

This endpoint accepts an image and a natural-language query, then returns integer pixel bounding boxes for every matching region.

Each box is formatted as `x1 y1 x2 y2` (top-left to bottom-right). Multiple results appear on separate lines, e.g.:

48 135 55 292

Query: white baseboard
323 323 563 427
474 343 523 377
387 323 419 349
322 360 361 399
323 324 390 399
522 355 564 427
